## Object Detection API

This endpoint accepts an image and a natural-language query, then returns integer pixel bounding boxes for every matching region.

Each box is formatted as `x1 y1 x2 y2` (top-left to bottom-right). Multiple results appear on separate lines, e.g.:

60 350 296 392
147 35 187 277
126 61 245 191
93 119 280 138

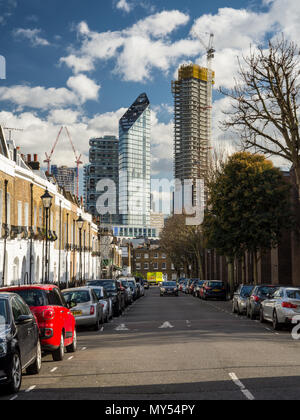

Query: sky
0 0 298 191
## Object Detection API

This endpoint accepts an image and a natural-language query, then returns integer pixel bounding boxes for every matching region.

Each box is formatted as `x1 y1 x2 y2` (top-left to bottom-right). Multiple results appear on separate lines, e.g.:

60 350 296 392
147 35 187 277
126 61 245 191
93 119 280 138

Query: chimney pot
27 154 31 162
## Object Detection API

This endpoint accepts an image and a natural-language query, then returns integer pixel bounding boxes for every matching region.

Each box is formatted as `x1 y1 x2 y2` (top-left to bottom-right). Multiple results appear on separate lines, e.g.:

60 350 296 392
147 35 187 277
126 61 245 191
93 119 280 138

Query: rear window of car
162 282 177 287
286 290 300 299
14 289 48 307
92 288 104 299
257 286 279 297
207 282 224 288
92 281 116 292
63 290 91 304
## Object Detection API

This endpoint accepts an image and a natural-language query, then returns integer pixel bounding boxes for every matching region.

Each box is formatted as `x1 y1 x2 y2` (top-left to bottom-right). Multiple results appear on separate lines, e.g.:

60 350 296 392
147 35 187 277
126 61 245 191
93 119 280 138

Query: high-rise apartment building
119 93 151 228
51 165 77 195
84 135 120 225
172 64 215 204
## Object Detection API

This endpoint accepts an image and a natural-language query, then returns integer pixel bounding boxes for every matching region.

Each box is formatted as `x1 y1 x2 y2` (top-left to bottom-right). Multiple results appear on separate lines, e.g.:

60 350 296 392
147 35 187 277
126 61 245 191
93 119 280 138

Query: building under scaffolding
172 64 215 206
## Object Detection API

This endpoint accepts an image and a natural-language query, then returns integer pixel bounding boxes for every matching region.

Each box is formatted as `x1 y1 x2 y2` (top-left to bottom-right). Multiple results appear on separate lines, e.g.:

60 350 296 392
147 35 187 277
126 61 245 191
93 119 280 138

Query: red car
0 285 77 361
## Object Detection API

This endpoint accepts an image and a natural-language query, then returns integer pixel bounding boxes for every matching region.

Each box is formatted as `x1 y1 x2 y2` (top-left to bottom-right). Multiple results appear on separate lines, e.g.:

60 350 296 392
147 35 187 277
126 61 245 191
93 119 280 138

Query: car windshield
128 281 136 287
162 282 177 287
92 288 104 299
89 281 116 292
63 290 91 304
286 290 300 299
207 282 224 288
121 281 129 288
257 286 279 297
240 286 254 297
15 289 48 307
0 299 9 325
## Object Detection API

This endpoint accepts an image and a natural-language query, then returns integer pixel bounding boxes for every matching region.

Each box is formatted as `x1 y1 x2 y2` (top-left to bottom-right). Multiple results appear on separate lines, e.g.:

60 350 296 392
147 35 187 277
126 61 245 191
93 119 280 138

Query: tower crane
3 127 24 142
44 126 64 174
65 126 83 199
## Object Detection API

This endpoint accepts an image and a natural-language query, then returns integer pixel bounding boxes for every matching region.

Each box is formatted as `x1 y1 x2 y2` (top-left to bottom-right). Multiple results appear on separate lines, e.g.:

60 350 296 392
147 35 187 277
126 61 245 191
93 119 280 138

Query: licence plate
72 310 82 317
213 289 221 292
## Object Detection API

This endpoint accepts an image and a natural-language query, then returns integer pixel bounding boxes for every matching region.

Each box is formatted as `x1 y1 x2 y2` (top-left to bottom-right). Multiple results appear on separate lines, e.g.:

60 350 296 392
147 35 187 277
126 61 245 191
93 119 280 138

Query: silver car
62 287 104 331
90 286 113 323
260 287 300 330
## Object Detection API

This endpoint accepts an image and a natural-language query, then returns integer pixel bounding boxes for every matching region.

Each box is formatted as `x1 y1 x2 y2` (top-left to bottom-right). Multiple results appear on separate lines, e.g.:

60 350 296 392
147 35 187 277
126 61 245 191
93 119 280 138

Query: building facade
119 93 151 228
172 64 215 204
51 165 77 196
84 135 120 225
133 245 177 281
0 127 101 287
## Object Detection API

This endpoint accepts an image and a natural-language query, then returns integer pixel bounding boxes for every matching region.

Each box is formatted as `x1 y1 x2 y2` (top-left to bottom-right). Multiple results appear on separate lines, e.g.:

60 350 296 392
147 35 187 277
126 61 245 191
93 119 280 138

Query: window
136 254 141 259
144 253 149 259
144 263 149 270
48 289 64 307
153 263 158 270
162 263 167 270
154 253 159 259
17 201 22 226
136 263 141 270
162 253 166 259
24 203 29 228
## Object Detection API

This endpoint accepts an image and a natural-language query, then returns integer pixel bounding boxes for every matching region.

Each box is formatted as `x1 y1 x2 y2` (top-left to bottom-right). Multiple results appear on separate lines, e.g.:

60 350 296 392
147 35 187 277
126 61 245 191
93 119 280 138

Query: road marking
25 385 36 393
100 326 104 332
50 367 58 373
81 347 87 351
10 395 18 401
68 356 74 360
186 320 192 328
159 321 174 329
115 324 129 331
229 373 255 401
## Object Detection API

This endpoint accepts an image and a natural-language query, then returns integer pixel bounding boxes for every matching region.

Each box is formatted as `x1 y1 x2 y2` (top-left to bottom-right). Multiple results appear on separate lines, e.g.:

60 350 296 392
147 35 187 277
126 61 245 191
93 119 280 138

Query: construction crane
65 126 83 199
3 127 24 142
44 126 64 174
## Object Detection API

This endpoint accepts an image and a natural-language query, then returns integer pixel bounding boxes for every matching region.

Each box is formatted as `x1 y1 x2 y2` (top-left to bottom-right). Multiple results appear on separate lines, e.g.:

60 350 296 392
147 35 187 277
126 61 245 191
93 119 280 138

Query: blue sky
0 0 297 187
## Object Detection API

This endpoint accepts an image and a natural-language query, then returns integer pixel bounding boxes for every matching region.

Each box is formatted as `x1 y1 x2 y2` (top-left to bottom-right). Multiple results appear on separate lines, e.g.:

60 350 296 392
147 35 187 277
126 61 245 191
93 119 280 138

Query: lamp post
77 215 84 285
41 188 53 284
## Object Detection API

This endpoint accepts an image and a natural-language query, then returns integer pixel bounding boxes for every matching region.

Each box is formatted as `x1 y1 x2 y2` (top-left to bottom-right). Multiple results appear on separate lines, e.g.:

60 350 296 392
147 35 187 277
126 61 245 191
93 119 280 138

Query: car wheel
260 309 266 324
26 340 42 375
66 329 77 353
7 352 22 394
52 333 65 361
249 307 256 320
273 311 281 331
94 315 101 331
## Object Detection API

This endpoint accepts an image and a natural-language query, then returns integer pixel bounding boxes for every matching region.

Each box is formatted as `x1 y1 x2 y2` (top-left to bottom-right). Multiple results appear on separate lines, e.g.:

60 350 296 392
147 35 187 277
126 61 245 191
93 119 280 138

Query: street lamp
77 215 84 285
41 188 53 284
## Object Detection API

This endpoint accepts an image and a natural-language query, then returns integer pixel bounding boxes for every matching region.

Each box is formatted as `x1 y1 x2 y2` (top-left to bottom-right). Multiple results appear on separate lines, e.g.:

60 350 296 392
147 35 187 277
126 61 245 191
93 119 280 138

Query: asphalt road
2 287 300 401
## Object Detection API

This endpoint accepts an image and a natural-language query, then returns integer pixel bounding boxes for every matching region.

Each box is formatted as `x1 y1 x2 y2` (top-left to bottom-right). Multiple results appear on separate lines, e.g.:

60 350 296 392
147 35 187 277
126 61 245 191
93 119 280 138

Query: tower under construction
172 64 215 205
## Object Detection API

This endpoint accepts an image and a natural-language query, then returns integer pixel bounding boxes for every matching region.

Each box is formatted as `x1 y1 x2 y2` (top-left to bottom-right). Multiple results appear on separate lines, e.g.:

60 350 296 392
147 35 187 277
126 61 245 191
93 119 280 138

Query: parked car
0 292 42 394
143 280 150 290
119 279 134 306
194 280 206 298
135 277 145 297
260 287 300 330
200 281 227 301
62 287 104 331
126 278 139 301
0 285 77 362
232 285 254 315
189 279 199 295
90 286 113 323
246 285 281 320
160 281 179 297
87 280 124 316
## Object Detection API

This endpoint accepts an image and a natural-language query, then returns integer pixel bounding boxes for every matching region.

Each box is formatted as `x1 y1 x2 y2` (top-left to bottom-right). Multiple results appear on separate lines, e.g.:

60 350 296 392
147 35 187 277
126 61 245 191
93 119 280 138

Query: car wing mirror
16 315 32 324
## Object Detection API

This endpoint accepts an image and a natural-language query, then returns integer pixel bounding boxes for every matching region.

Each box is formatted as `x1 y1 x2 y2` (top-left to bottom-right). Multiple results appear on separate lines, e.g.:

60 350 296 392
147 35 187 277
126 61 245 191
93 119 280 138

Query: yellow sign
147 272 163 284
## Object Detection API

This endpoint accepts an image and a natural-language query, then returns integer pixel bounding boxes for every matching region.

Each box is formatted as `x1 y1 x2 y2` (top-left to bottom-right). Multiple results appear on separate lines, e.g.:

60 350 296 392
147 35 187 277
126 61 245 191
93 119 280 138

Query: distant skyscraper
51 165 77 195
172 64 215 204
119 93 151 228
84 135 120 225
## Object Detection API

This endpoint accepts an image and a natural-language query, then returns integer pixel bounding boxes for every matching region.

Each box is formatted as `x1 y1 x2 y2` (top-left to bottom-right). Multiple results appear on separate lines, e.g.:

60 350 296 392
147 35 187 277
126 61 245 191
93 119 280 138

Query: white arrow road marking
186 320 192 328
115 324 129 331
25 385 36 393
159 321 174 329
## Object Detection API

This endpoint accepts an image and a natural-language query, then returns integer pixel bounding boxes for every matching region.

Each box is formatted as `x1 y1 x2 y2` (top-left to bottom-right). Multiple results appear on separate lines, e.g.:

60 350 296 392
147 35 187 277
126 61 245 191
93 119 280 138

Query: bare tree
221 36 300 195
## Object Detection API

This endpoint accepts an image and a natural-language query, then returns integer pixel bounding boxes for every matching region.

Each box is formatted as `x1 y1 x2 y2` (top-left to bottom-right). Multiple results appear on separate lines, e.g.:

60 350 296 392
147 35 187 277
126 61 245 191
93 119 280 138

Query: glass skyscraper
119 93 151 228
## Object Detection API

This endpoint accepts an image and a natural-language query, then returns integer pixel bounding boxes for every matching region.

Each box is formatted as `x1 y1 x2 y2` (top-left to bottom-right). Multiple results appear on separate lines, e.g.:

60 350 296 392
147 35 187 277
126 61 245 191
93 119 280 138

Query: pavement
2 287 300 401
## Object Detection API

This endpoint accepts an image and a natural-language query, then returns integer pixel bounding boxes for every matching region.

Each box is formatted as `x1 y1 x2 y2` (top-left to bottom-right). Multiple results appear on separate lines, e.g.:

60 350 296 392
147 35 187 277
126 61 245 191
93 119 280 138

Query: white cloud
60 11 196 82
14 28 50 47
116 0 132 13
66 74 100 102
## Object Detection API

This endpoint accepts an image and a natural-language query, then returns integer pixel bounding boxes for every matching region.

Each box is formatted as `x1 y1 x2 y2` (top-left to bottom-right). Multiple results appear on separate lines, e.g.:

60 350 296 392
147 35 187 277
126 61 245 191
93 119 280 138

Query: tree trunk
294 163 300 200
241 253 246 284
253 251 258 285
226 257 234 298
196 250 204 280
